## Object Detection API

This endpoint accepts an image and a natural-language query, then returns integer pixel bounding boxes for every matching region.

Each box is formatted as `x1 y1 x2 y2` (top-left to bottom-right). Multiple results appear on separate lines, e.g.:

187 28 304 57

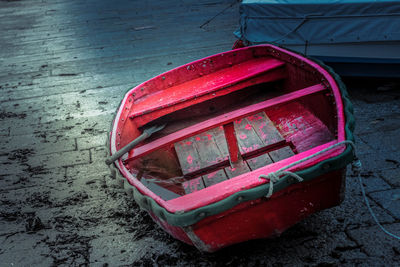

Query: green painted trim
107 54 355 228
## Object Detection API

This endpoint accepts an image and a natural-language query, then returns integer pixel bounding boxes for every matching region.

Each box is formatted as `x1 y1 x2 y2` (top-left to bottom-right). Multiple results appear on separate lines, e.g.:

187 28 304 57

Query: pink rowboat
107 44 355 252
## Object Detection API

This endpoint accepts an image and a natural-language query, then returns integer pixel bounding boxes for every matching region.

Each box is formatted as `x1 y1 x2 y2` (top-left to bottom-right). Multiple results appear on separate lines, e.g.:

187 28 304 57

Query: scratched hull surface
107 44 354 251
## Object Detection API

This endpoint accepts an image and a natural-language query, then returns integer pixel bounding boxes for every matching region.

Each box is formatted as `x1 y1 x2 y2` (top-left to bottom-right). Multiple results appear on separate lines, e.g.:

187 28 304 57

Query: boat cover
235 0 400 45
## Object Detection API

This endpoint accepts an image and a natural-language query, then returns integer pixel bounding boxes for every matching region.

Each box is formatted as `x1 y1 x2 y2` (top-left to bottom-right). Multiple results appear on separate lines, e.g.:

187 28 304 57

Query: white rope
260 171 304 198
259 140 355 198
354 160 400 240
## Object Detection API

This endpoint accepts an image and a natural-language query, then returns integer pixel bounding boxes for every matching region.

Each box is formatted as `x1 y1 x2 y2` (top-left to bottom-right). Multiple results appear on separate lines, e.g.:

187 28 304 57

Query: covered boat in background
107 44 355 252
235 0 400 77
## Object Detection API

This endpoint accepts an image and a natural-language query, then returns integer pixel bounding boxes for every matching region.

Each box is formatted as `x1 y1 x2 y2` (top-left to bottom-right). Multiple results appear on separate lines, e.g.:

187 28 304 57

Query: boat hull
148 169 345 252
107 44 355 252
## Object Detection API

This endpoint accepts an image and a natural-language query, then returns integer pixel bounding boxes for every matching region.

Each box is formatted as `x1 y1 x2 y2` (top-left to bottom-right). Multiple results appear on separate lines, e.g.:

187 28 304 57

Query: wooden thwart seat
123 83 326 164
129 58 286 127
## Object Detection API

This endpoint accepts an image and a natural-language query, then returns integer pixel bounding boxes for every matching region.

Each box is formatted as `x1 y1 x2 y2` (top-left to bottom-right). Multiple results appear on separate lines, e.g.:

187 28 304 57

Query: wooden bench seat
129 58 286 127
123 83 326 164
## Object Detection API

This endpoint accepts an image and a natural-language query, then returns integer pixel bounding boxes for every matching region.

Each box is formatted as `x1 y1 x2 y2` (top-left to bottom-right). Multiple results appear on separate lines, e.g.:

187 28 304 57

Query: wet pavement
1 0 399 266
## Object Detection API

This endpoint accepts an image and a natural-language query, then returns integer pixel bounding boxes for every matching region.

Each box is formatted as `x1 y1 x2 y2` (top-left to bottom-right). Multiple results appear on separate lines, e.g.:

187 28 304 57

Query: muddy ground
1 0 400 266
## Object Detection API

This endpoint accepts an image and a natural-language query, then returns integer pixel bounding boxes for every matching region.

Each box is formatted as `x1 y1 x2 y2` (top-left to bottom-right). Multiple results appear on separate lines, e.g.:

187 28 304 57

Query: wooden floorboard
247 153 273 170
174 127 229 176
225 159 250 178
269 146 295 162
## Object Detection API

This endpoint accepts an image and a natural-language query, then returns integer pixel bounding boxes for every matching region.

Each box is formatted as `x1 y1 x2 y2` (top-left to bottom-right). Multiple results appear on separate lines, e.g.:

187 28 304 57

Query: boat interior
116 47 339 200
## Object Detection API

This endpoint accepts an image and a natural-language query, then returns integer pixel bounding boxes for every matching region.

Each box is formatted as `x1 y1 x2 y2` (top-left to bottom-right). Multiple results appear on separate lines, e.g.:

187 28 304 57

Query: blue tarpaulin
235 0 400 45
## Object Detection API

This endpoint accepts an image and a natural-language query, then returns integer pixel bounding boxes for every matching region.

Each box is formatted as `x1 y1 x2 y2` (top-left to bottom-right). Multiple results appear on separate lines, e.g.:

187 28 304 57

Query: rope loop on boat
260 171 303 198
259 140 356 198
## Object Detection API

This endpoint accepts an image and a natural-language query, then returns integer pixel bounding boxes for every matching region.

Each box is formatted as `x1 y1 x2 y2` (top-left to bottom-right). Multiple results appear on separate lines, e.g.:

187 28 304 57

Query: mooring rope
355 161 400 240
259 140 400 240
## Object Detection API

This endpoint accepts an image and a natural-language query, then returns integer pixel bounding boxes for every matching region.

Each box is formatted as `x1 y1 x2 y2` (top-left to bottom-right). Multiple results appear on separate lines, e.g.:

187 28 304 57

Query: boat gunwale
109 44 354 226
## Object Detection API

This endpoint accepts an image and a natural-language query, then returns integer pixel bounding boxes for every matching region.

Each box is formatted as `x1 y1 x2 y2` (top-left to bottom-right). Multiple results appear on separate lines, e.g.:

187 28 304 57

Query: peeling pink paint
258 122 266 129
241 143 261 153
190 179 200 188
206 171 217 179
209 159 221 164
187 167 196 173
187 154 193 164
249 114 262 121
